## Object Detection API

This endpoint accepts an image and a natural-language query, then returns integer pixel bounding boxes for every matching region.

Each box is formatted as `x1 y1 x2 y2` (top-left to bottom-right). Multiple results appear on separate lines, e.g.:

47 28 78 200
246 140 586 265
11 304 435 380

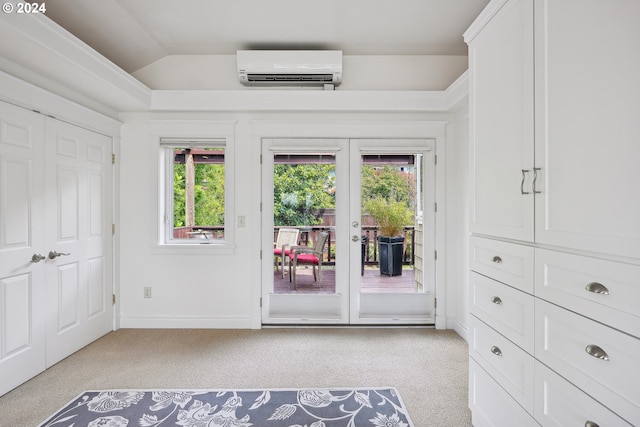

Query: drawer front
469 359 540 427
535 248 640 339
534 361 632 427
535 300 640 425
470 315 535 413
470 236 534 293
470 271 535 353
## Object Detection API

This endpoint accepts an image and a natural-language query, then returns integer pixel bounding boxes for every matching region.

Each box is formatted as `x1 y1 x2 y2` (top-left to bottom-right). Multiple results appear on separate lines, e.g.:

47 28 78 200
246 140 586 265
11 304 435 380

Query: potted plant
364 197 413 276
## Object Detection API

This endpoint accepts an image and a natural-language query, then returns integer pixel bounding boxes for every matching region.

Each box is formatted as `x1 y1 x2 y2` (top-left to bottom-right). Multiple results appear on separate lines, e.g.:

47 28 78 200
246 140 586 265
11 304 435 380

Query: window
152 120 235 251
160 138 230 245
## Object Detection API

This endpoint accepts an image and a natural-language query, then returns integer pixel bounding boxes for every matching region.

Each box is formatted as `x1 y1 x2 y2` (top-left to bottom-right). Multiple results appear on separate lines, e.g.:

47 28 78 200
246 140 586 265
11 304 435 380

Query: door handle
48 250 70 259
31 253 46 263
533 167 542 194
352 235 360 242
521 170 530 194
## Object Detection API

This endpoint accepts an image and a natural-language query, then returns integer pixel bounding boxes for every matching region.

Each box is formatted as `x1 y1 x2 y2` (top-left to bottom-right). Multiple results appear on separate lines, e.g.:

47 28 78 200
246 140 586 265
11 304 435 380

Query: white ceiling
44 0 489 74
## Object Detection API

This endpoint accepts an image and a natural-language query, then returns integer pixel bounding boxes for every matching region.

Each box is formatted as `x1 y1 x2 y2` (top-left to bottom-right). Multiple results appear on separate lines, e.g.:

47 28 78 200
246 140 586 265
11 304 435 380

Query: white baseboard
119 315 253 329
452 320 469 342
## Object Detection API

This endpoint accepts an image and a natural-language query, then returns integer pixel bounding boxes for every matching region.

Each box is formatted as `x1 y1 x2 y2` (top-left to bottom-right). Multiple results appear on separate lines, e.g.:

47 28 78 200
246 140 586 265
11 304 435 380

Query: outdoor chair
273 228 300 278
288 231 329 290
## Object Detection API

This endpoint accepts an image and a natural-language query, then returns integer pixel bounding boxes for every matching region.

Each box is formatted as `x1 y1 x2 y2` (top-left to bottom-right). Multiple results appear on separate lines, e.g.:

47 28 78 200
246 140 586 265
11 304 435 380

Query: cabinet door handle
492 255 503 264
533 167 542 194
491 296 502 305
521 169 530 194
490 345 502 357
585 344 610 361
585 282 609 295
585 421 600 427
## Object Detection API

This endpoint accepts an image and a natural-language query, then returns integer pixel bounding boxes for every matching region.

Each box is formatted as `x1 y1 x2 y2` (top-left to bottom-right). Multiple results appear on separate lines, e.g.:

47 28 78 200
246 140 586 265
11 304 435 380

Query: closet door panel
0 102 46 396
44 118 113 367
469 0 534 241
534 0 640 258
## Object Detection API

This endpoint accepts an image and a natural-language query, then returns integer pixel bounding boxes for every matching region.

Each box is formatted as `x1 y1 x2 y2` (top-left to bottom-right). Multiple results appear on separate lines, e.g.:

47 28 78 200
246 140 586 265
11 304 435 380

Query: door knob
352 235 360 242
48 251 70 259
31 253 46 263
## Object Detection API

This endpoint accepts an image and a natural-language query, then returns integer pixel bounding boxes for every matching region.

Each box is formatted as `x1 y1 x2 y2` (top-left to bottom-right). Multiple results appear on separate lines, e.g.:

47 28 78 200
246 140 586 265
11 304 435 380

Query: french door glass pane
360 153 424 294
272 154 336 294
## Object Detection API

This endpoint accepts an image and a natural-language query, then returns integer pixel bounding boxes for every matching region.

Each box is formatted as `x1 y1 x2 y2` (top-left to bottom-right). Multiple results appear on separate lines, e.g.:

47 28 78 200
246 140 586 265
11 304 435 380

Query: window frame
151 120 235 252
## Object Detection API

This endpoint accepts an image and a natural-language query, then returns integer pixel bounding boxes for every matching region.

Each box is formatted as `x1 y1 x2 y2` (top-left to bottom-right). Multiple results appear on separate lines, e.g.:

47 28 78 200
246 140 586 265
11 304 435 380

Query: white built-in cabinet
465 0 640 426
469 0 640 259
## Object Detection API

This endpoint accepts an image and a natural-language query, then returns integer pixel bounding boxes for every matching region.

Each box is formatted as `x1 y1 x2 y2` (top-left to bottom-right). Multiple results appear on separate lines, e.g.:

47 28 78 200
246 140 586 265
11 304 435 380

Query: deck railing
274 225 415 266
175 225 416 267
174 226 224 240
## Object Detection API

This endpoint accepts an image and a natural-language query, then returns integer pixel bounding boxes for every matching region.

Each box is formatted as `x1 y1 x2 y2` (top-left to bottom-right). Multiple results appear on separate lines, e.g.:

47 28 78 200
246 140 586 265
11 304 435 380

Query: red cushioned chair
288 232 329 290
273 228 300 278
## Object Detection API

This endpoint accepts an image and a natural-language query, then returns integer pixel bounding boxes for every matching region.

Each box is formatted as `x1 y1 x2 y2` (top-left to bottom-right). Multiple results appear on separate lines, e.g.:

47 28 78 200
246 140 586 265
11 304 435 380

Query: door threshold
261 323 436 329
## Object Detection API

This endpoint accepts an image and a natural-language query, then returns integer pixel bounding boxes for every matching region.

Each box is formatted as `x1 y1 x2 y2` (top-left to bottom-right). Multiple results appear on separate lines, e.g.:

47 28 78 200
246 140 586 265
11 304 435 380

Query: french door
0 102 113 395
261 138 436 325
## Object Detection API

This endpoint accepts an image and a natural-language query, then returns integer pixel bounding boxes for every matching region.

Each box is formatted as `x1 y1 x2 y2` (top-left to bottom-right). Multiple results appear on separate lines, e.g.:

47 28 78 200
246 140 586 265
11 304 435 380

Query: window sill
150 243 236 255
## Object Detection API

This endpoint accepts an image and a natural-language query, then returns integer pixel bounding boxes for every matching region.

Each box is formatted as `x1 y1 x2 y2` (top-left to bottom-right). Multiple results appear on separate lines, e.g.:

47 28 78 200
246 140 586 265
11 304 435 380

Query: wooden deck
273 266 418 294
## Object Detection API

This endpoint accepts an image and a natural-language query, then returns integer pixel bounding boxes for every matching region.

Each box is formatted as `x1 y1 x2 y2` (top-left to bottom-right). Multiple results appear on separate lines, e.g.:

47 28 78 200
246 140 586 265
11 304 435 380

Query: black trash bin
361 235 368 275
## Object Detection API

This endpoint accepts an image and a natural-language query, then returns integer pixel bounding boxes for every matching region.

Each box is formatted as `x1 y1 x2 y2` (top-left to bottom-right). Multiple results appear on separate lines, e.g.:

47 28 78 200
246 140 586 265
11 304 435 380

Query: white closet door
44 118 113 367
0 102 46 395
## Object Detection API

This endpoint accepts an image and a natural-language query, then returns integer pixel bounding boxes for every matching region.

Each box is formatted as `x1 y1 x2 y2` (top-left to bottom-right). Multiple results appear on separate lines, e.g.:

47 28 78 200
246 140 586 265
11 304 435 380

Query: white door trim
252 120 447 328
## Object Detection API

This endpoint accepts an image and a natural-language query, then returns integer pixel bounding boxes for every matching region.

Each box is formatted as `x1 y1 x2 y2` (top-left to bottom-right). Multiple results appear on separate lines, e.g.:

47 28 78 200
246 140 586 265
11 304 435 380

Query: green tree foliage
361 165 415 207
173 166 186 227
273 164 335 226
173 161 225 227
174 157 416 229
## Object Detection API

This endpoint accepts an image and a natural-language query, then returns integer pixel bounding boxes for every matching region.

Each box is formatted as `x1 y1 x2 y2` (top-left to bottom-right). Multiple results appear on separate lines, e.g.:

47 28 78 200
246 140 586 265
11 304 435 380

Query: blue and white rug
38 387 414 427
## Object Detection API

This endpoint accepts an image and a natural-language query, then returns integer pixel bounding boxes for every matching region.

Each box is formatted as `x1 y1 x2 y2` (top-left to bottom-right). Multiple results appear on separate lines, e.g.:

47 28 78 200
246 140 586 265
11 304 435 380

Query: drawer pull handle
585 282 609 295
492 255 503 263
585 344 610 361
491 296 502 305
585 421 600 427
490 346 502 357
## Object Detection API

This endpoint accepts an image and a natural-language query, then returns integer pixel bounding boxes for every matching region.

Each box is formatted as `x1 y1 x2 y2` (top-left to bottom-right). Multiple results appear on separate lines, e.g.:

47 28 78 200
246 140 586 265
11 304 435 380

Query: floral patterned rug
37 387 414 427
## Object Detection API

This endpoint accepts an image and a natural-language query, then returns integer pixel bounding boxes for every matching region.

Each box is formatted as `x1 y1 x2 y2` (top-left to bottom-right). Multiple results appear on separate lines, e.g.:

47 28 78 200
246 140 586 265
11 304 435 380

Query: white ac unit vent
237 50 342 86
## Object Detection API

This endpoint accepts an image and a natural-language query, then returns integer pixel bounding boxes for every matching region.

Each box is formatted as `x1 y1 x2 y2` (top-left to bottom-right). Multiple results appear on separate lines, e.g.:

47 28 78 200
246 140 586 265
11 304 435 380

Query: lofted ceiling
44 0 490 74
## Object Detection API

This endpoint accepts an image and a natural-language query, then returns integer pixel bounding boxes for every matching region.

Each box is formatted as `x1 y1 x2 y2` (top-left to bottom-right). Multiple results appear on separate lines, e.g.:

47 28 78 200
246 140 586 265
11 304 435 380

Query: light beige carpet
0 328 471 427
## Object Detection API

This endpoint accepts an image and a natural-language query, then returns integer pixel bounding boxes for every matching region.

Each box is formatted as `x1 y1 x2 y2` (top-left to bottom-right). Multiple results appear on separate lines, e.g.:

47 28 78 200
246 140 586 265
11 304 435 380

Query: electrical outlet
237 215 246 227
144 287 152 298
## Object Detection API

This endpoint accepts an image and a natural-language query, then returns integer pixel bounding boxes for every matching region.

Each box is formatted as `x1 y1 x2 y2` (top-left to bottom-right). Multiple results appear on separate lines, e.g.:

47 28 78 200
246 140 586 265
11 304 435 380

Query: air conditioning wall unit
237 50 342 86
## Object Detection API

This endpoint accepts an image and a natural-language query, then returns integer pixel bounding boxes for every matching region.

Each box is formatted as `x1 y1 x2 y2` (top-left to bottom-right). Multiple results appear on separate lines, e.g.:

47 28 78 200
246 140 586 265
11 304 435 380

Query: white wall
132 54 468 91
117 108 471 329
118 53 473 331
446 102 470 340
119 112 255 328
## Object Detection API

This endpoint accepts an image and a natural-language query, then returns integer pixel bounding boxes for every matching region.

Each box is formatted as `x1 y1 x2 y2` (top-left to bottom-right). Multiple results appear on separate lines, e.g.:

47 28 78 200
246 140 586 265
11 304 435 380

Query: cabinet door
534 0 640 259
468 0 534 241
